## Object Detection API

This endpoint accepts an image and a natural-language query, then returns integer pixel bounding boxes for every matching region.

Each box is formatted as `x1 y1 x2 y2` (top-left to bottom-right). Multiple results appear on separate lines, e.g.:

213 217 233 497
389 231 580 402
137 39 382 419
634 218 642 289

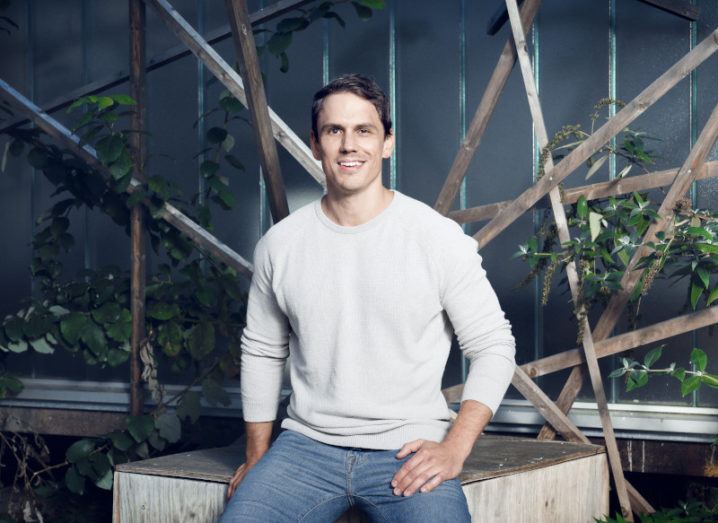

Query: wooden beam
144 0 325 185
541 97 718 441
0 407 126 437
636 0 699 21
473 28 718 249
433 0 542 215
505 1 633 517
225 0 289 223
129 0 147 417
0 78 254 280
448 161 718 225
0 0 315 134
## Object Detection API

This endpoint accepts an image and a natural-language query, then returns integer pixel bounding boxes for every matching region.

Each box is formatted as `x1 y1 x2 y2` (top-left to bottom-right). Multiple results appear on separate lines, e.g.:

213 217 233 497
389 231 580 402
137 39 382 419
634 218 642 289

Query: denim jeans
220 430 471 522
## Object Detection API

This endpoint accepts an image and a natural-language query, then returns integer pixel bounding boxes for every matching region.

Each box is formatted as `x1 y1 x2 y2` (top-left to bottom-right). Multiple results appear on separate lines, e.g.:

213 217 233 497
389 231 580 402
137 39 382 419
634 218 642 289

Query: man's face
310 92 394 197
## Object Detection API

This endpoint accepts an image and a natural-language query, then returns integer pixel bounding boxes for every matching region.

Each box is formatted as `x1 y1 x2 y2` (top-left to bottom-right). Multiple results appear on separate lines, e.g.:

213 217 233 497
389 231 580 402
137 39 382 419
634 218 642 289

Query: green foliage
596 500 718 522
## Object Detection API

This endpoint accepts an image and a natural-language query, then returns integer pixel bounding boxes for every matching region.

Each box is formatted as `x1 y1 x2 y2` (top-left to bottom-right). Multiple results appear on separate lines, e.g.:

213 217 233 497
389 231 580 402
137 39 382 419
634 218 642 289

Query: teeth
340 161 361 167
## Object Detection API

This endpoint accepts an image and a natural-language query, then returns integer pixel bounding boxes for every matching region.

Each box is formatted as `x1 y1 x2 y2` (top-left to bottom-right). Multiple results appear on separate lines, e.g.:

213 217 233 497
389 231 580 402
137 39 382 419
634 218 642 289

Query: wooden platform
113 434 608 522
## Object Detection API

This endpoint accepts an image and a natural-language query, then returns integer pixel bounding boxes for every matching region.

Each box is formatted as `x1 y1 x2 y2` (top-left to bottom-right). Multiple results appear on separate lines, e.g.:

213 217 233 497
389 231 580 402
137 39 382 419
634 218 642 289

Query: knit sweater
240 190 516 450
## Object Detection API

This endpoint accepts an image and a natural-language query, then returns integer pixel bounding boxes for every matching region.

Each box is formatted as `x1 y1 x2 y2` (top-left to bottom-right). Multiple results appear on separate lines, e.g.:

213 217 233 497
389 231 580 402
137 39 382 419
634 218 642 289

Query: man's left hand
391 439 467 497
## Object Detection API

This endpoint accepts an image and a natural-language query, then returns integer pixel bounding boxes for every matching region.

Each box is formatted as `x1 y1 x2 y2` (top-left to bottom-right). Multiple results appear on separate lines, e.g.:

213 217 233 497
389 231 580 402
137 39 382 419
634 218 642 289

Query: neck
321 185 394 227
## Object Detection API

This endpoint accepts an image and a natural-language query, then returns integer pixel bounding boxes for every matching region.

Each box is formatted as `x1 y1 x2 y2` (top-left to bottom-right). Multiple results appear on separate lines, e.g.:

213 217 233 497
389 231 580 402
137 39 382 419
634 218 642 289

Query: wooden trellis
3 0 718 518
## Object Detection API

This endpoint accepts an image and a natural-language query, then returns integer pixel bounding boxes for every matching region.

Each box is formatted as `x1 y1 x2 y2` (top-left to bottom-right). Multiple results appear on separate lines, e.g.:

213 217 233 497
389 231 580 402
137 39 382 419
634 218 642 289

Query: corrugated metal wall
2 0 718 427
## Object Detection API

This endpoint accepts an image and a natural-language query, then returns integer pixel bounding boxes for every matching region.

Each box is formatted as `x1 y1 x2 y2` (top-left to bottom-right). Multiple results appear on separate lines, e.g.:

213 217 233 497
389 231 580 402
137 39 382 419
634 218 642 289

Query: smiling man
220 74 516 522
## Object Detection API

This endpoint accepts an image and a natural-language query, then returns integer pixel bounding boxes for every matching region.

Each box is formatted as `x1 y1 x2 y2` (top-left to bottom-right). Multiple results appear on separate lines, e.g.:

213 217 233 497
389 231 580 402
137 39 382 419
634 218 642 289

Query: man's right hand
226 421 274 501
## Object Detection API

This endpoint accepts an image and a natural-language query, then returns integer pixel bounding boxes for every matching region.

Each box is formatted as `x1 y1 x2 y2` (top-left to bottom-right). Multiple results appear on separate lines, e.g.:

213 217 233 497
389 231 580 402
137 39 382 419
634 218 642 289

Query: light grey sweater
240 190 516 450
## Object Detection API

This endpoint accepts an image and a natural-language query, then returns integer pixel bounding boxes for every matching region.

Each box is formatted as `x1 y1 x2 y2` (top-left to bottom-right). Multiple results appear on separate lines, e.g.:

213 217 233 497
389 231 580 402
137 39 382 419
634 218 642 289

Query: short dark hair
311 74 392 137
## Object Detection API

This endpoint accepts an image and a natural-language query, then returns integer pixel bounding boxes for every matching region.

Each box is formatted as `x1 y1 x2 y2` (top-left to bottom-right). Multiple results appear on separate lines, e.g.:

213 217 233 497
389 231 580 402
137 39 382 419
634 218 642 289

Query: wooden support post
0 0 315 135
0 78 254 279
433 0 541 215
539 97 718 440
225 0 289 223
473 28 718 249
448 161 718 225
505 1 633 517
129 0 147 417
144 0 325 185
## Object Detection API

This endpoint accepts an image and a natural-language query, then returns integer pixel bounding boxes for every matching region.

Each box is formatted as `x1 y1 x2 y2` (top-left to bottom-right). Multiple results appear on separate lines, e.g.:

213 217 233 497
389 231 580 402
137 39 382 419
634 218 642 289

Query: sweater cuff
461 356 515 416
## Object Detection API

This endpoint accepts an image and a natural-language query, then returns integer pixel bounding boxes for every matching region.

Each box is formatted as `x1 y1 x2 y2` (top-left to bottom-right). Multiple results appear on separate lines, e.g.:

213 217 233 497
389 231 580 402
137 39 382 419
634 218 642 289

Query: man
220 74 515 522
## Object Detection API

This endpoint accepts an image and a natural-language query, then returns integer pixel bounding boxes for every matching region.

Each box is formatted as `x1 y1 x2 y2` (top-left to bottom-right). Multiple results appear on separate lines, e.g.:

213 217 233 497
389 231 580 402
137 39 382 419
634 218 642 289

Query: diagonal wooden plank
505 0 633 517
0 0 315 135
449 161 718 224
226 0 289 223
540 96 718 440
145 0 325 185
636 0 699 21
0 78 254 280
433 0 542 215
473 28 718 249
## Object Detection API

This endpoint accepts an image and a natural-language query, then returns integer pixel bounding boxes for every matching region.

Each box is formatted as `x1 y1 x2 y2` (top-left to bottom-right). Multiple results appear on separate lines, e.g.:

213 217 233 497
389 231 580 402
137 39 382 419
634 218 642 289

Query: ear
382 132 395 159
310 131 321 160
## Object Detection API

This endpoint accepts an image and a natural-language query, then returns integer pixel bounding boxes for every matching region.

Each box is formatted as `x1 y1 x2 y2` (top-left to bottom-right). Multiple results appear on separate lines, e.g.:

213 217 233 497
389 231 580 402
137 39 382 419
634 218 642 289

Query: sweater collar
315 190 402 234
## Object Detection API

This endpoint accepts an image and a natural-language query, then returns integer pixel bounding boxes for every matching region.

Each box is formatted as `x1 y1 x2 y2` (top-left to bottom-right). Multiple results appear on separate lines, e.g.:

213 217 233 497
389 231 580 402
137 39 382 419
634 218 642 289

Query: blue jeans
220 430 471 522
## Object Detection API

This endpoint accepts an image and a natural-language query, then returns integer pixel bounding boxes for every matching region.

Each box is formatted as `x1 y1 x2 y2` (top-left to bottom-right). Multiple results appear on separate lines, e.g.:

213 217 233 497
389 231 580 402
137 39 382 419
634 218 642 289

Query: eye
358 127 371 135
327 127 342 135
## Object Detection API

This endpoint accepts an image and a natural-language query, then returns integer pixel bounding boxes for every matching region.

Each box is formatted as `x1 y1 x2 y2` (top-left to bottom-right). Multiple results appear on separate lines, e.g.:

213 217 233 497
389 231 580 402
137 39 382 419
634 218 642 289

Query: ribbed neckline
314 190 402 234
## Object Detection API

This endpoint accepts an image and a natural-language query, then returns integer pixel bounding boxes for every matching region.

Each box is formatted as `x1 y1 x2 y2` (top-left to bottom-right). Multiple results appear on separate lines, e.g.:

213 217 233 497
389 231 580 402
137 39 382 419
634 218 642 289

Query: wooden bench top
115 434 604 485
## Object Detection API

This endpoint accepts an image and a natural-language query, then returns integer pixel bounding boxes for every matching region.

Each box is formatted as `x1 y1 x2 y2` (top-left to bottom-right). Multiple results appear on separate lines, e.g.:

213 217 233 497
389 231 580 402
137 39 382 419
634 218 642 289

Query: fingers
395 439 424 459
394 460 438 497
226 464 247 501
419 474 443 494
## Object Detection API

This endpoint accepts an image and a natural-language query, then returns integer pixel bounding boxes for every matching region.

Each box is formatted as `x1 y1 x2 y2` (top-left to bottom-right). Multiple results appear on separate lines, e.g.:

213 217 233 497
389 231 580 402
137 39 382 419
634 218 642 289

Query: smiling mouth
338 160 364 168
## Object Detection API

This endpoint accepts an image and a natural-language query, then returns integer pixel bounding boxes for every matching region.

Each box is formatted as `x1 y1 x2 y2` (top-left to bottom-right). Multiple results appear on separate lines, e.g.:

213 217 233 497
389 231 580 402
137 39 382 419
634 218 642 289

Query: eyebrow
320 122 378 132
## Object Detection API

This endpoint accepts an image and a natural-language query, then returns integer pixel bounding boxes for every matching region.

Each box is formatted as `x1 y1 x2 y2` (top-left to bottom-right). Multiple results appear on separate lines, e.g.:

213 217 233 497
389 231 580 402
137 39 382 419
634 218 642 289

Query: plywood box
113 435 608 522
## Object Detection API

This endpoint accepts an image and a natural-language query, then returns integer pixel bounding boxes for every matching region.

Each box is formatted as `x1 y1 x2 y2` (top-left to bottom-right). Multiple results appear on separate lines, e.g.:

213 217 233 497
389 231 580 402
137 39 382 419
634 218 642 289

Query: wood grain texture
113 437 608 522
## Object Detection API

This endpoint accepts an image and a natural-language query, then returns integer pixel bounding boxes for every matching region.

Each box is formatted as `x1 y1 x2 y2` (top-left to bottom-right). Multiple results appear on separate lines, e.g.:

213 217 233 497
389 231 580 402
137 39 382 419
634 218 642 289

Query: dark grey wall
1 0 717 409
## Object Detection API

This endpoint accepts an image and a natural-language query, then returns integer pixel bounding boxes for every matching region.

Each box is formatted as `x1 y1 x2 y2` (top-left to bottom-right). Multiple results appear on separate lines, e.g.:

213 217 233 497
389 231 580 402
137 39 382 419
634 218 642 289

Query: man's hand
390 439 468 497
226 420 273 500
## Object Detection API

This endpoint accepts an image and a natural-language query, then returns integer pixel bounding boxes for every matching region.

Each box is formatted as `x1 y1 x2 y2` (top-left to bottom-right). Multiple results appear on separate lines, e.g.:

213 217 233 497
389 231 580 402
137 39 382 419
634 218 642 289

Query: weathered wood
524 305 718 378
636 0 699 21
0 78 254 279
505 2 633 515
114 436 609 522
485 0 527 36
129 0 147 418
226 0 289 223
543 98 718 441
473 28 718 248
0 407 126 436
145 0 325 185
0 0 314 134
448 161 718 224
433 0 542 215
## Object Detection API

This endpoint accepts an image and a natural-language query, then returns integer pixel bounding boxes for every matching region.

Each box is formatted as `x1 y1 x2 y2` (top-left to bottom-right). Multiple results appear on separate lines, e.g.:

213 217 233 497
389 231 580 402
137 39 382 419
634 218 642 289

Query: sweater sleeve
439 227 516 416
240 236 290 422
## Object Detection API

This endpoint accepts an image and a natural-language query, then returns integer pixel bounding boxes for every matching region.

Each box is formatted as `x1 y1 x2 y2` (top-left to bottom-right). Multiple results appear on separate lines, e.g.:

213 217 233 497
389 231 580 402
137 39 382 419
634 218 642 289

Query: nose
340 132 356 152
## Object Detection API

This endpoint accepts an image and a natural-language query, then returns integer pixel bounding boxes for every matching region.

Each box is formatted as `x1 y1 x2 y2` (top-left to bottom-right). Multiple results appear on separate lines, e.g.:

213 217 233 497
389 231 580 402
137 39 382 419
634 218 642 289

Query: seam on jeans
353 495 390 522
298 494 350 522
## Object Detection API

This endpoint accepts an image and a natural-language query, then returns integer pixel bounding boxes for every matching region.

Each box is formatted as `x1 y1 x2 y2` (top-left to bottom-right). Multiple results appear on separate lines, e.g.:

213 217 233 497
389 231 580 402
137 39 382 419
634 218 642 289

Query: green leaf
681 375 701 396
155 412 182 443
589 212 603 241
707 287 718 306
66 438 96 463
48 305 70 317
696 266 710 289
95 468 113 490
224 154 245 171
109 150 134 180
110 94 136 105
690 283 702 310
108 430 134 451
643 346 663 368
200 160 220 178
222 134 235 153
30 336 54 354
97 96 114 110
107 320 131 343
4 316 24 341
202 377 231 407
95 134 125 165
6 340 28 353
671 368 686 382
352 1 373 19
80 321 107 356
65 466 85 495
700 374 718 389
148 432 167 451
135 441 149 459
128 415 154 443
27 147 48 169
357 0 384 7
266 31 292 55
92 302 123 324
188 322 215 360
608 368 626 379
177 391 201 423
585 154 607 180
279 51 289 73
107 345 130 366
576 196 588 220
696 242 718 255
691 347 708 372
0 374 24 397
219 93 244 113
276 17 309 33
60 312 88 345
206 127 228 144
146 302 181 321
